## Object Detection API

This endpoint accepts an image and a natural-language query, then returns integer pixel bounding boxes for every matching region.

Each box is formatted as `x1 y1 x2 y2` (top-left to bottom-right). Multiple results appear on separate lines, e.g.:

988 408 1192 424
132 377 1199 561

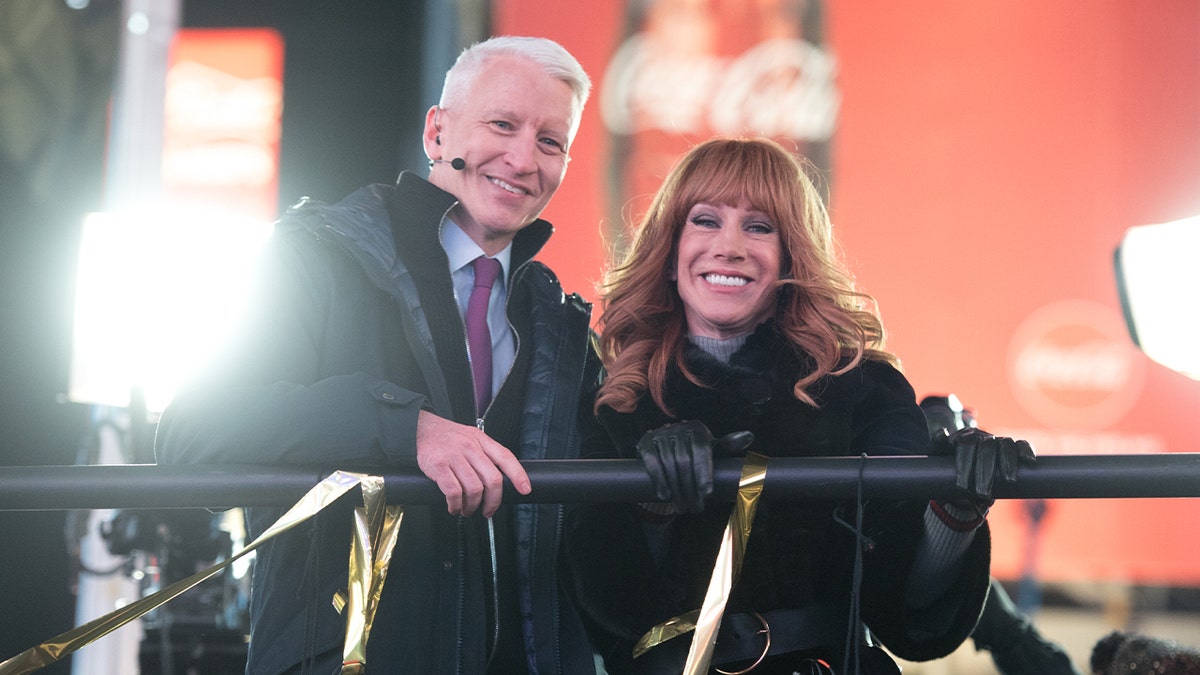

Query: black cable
841 452 868 675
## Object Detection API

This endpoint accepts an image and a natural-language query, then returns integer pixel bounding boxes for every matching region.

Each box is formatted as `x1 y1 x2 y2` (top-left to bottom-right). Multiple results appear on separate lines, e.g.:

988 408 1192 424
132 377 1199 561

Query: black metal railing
2 453 1199 511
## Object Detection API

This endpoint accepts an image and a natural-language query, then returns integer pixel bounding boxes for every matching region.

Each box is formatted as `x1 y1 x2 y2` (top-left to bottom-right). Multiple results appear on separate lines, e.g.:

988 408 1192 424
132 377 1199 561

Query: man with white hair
156 36 599 674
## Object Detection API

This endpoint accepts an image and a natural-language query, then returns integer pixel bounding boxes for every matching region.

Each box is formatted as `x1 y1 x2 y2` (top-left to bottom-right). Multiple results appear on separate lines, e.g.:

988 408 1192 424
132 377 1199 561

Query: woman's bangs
680 151 774 213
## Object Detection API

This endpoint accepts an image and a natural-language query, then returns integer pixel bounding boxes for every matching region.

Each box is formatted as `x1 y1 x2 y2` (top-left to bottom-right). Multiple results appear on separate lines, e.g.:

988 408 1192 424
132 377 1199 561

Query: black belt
712 603 850 672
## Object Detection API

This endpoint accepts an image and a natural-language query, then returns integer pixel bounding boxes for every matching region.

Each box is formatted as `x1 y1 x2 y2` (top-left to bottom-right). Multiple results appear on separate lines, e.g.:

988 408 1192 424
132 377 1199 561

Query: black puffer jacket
563 323 990 674
156 173 601 674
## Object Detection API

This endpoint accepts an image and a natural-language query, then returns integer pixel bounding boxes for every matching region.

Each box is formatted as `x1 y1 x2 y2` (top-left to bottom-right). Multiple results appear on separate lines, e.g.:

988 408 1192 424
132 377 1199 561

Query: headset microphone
433 157 466 170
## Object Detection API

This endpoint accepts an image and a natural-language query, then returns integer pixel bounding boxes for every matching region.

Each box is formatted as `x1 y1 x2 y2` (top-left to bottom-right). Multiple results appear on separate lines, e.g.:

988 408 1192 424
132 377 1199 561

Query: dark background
0 0 440 668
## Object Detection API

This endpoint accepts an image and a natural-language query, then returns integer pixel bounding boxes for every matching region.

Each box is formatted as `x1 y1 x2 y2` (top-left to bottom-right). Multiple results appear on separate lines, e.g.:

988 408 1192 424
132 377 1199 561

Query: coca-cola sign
601 36 839 140
1007 300 1146 431
597 1 838 246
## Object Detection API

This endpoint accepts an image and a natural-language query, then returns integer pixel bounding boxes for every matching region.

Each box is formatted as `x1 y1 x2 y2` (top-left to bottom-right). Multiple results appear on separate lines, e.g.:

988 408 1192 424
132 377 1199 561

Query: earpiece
430 108 459 168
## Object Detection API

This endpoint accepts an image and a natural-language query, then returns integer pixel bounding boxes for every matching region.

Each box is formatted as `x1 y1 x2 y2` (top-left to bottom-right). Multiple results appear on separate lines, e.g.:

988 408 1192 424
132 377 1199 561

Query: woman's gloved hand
931 427 1036 506
636 421 754 513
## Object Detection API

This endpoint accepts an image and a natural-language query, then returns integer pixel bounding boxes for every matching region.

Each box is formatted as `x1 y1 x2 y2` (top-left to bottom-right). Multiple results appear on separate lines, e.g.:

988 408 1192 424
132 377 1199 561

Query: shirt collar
441 219 512 280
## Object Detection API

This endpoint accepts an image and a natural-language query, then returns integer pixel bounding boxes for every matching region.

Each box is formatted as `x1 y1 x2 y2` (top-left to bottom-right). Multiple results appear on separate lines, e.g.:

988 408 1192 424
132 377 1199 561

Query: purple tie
466 256 502 414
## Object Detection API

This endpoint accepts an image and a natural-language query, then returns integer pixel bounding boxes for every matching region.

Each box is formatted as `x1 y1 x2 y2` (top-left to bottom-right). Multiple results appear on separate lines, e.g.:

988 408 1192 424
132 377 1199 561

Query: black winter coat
156 173 601 674
562 323 990 674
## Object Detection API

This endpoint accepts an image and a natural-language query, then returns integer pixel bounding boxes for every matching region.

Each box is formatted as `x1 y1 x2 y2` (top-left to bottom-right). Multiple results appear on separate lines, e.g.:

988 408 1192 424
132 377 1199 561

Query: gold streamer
0 471 394 675
632 452 769 675
340 472 404 673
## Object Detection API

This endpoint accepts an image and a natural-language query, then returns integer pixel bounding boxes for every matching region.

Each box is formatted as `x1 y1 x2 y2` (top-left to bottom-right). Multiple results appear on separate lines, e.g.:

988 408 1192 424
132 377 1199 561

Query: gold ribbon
632 452 769 675
0 470 399 675
339 476 404 674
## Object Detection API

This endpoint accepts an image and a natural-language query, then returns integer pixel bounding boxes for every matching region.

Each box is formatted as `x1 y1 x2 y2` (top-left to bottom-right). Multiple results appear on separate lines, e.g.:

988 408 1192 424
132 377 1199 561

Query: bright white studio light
1115 215 1200 380
69 210 274 412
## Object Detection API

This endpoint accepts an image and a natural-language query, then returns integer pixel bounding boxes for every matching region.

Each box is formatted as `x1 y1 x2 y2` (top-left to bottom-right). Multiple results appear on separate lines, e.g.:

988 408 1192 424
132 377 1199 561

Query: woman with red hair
564 137 1031 674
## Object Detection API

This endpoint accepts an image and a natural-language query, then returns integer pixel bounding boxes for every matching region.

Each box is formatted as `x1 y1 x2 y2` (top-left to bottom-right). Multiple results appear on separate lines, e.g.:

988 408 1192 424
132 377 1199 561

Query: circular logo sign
1007 300 1146 430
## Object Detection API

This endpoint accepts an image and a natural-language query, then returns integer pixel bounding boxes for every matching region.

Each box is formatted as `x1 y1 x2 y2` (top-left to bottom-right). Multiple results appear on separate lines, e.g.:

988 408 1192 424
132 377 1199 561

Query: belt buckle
715 611 771 675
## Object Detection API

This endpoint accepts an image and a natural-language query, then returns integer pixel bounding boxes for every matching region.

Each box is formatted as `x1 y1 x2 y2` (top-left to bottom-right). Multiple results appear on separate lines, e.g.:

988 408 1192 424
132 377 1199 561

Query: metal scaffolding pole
2 454 1199 511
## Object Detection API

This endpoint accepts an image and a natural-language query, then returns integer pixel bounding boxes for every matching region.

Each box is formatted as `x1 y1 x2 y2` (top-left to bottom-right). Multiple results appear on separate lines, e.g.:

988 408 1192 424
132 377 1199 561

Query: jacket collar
388 171 555 272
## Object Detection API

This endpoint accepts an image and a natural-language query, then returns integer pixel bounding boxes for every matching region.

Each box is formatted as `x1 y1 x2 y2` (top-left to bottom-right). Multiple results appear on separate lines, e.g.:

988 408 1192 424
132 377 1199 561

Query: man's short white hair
439 35 591 143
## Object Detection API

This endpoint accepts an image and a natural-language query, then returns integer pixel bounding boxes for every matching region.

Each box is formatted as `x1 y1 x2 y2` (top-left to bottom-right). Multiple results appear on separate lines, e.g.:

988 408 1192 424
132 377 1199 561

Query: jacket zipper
484 514 501 672
475 415 502 670
455 516 466 674
477 261 523 422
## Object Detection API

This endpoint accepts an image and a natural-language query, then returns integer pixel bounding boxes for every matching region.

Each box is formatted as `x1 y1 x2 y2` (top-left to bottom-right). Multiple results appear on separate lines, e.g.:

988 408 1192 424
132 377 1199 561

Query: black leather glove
636 421 755 514
931 427 1036 505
